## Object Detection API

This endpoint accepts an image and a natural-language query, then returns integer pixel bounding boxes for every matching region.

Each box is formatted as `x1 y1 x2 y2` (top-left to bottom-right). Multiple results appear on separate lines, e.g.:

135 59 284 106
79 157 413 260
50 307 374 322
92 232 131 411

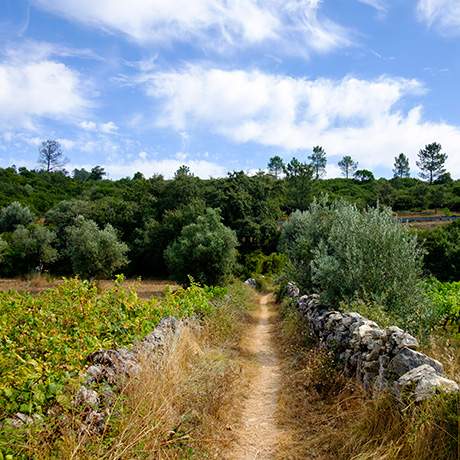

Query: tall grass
276 299 459 460
13 281 256 459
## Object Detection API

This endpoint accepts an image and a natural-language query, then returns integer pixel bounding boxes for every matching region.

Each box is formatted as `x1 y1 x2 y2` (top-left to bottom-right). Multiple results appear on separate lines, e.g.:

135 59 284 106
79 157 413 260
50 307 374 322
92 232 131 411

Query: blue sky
1 0 460 179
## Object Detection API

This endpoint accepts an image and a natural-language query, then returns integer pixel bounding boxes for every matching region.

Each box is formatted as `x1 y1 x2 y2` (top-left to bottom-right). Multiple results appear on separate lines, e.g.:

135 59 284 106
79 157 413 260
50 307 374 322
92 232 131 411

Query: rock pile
291 290 458 401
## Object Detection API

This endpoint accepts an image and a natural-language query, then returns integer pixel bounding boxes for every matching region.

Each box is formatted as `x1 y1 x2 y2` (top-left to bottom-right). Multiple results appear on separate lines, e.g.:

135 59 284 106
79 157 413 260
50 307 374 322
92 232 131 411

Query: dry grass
422 330 460 383
0 276 178 298
19 282 256 459
274 301 459 460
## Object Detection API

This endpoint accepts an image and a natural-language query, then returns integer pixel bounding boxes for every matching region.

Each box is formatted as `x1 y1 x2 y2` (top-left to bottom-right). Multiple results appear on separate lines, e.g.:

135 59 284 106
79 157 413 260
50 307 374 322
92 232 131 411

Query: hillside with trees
0 140 458 283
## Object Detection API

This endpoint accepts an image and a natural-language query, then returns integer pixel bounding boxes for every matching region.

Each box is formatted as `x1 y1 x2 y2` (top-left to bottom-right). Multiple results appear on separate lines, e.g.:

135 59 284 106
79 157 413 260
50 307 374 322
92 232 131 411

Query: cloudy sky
1 0 460 178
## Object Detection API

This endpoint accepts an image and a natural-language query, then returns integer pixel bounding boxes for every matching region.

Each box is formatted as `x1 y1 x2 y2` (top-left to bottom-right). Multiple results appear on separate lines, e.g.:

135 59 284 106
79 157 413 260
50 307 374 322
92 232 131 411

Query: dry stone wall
289 289 458 401
74 317 186 432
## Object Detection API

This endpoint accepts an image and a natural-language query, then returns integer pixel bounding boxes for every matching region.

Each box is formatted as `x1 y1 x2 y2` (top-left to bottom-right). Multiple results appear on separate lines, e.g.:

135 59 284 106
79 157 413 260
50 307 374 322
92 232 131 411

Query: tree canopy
417 142 447 184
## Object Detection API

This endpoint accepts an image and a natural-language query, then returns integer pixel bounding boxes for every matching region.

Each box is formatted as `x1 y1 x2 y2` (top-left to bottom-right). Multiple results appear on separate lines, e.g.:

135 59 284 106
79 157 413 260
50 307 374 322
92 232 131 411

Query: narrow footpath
228 294 282 460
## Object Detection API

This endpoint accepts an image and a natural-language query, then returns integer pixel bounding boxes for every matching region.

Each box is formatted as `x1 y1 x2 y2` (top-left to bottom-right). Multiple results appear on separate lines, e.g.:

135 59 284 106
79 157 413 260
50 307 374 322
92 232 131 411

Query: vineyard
0 277 220 430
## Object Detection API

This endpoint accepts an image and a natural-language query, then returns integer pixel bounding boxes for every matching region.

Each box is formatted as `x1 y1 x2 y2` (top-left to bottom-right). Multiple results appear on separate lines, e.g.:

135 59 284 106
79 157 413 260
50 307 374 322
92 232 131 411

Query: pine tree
393 153 410 178
267 156 285 178
416 142 447 184
338 155 358 179
308 146 327 179
38 140 67 172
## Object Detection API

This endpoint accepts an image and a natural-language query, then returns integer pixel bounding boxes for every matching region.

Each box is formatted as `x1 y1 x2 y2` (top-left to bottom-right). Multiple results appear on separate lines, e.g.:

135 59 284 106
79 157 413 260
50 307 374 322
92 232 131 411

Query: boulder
389 348 444 378
286 282 300 298
244 278 257 288
386 326 418 352
395 365 459 401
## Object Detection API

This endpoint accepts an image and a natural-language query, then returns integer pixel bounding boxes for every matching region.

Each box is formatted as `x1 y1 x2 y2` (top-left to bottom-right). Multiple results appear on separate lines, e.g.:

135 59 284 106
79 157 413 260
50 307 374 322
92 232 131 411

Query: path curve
228 294 281 459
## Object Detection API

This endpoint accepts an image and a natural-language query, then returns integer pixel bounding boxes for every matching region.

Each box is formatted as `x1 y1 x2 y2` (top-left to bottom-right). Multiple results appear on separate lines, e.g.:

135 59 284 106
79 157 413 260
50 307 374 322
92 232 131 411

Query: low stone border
288 289 458 401
74 316 187 432
4 317 187 431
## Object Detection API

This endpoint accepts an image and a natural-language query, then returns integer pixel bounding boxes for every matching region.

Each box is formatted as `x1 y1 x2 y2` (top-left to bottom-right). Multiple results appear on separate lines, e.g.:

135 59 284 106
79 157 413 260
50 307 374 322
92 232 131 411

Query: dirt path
228 294 282 460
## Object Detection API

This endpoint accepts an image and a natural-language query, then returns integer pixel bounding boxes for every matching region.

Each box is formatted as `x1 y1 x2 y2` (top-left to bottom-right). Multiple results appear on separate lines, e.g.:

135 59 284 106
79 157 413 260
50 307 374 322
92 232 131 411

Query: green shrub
240 250 286 279
280 198 434 337
165 208 238 286
278 196 336 292
418 220 460 281
1 224 58 275
65 216 129 279
0 237 7 264
425 278 460 329
0 202 34 232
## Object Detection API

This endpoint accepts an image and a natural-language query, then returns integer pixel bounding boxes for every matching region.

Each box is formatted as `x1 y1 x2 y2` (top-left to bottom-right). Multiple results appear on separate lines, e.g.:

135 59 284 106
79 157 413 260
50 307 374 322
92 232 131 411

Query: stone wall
74 317 187 432
289 288 458 401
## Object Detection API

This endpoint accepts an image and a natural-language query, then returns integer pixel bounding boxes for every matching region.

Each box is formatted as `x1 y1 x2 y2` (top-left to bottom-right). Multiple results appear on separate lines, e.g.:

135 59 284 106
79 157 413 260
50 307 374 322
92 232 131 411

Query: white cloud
357 0 387 13
143 66 460 176
0 51 90 130
417 0 460 33
79 120 119 134
79 120 97 131
175 151 188 161
33 0 352 56
99 158 226 179
100 121 119 134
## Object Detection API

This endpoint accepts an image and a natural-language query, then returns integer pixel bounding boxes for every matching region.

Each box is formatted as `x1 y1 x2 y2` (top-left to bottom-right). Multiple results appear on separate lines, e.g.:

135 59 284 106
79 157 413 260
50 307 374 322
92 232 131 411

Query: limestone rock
75 386 99 408
395 365 459 401
386 326 418 352
244 278 257 288
286 282 300 298
389 348 443 377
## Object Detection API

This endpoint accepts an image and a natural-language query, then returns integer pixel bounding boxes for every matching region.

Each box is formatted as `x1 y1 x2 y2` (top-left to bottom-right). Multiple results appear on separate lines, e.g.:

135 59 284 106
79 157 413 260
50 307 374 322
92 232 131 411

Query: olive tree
278 196 335 292
0 237 7 264
165 208 238 286
280 199 431 334
0 202 34 232
3 224 58 274
65 216 129 278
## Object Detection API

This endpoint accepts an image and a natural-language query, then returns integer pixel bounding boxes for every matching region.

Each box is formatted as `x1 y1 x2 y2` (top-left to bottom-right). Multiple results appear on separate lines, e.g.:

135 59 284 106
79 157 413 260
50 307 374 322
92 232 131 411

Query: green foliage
417 142 447 184
425 278 460 329
0 278 218 418
165 209 238 286
308 146 327 180
338 155 358 179
267 155 285 178
0 163 459 280
418 220 460 281
393 153 410 179
65 216 129 279
240 250 286 279
1 224 58 276
280 198 433 336
0 202 34 232
0 237 7 264
354 169 374 182
284 158 314 211
278 196 336 292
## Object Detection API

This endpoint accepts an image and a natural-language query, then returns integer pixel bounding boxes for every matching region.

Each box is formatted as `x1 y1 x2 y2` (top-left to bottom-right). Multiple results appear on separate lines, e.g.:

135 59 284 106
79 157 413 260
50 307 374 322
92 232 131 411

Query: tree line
0 139 458 283
268 142 449 184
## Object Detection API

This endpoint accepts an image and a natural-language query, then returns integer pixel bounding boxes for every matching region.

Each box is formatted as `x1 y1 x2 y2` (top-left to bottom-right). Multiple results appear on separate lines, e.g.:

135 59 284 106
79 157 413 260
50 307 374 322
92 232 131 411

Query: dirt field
0 277 178 298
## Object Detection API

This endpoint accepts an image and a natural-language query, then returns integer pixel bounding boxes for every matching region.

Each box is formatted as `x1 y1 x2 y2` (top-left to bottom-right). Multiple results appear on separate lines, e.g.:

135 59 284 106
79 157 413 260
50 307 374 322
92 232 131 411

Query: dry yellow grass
275 301 459 460
0 276 178 298
22 282 256 459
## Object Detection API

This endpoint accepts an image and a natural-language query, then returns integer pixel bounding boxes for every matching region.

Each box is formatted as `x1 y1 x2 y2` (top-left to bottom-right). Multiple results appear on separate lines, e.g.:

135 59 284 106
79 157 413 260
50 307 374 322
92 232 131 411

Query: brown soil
0 277 178 298
227 294 283 460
